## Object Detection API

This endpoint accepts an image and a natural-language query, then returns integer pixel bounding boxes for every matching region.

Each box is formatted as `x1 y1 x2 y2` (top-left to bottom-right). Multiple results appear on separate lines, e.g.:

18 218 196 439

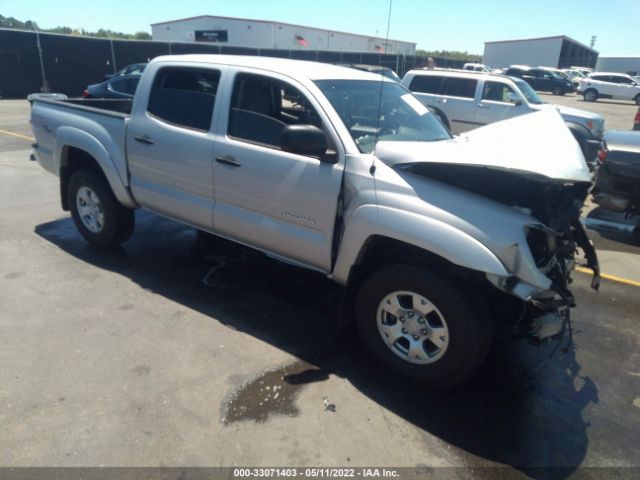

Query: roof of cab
150 54 393 82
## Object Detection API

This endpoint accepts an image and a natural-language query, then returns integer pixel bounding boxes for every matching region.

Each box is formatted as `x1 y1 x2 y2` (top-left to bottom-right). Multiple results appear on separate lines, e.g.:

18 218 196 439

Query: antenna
373 0 393 154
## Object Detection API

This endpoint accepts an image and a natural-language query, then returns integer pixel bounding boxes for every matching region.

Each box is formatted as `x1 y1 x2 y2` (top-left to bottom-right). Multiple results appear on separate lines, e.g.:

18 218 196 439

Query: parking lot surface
1 99 639 478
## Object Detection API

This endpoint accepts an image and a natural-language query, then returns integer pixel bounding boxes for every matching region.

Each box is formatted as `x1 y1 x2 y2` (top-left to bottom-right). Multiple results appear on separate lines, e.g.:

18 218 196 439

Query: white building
595 56 640 75
151 15 416 54
482 35 598 69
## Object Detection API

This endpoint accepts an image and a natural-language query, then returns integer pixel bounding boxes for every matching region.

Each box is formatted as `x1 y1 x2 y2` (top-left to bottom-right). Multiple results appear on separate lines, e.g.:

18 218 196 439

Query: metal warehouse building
482 35 598 69
151 15 416 54
595 56 640 75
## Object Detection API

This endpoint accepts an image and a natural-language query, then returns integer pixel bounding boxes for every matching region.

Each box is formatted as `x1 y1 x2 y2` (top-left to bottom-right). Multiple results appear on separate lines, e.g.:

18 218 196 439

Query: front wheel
67 169 134 248
583 89 598 102
355 265 492 389
635 94 640 106
553 86 564 96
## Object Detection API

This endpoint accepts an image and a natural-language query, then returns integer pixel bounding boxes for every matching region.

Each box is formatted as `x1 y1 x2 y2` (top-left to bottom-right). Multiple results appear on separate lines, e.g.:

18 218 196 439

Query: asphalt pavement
1 99 639 479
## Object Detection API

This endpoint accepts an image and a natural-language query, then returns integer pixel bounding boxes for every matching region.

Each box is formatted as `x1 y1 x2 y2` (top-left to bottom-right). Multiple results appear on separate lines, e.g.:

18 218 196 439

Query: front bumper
486 220 599 341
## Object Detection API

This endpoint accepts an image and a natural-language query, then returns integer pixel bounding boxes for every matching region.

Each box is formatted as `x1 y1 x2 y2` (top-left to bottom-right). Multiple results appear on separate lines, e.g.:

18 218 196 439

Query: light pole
107 32 117 74
32 22 50 93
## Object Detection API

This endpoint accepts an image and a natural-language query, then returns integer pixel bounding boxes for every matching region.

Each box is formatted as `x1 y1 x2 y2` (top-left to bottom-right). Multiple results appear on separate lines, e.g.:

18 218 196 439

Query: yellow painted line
0 128 34 142
576 266 640 288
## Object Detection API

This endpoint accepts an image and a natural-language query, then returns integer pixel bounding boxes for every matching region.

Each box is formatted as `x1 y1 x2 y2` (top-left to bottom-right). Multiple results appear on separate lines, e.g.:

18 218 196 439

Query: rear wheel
583 89 598 102
634 94 640 106
67 169 134 248
355 265 492 389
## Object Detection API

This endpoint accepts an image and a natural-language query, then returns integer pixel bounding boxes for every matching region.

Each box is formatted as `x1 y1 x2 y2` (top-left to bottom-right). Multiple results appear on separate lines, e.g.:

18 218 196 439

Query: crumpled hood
375 109 591 183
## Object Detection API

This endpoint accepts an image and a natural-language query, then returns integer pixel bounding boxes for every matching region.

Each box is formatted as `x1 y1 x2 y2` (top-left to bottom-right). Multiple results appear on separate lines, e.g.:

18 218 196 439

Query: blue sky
1 0 638 55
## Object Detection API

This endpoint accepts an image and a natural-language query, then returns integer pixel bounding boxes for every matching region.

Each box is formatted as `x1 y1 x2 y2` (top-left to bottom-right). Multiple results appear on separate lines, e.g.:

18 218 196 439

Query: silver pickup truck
30 55 599 388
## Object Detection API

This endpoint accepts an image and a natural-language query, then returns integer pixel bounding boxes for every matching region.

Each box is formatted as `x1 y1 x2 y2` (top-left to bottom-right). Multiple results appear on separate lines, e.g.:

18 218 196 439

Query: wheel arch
333 206 508 328
56 127 136 210
333 205 508 286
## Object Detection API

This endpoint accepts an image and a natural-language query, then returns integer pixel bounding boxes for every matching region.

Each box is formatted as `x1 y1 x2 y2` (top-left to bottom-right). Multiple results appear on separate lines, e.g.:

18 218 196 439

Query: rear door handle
134 135 154 145
477 103 489 108
215 155 241 167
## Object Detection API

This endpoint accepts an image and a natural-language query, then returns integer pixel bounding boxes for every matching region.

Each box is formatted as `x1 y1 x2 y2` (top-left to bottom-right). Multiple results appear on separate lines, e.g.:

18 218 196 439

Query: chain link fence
0 28 467 98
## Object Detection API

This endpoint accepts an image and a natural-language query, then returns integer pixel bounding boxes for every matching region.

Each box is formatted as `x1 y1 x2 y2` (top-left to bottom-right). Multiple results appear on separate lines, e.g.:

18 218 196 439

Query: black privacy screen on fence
0 28 465 98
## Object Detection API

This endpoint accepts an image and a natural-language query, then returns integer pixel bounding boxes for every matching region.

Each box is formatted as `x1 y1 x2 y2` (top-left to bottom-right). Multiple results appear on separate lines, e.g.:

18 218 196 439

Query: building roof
150 15 416 46
484 35 597 54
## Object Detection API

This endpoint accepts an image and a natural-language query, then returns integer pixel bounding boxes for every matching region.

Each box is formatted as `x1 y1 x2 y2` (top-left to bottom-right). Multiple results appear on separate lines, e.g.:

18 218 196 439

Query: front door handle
215 155 241 167
134 135 154 145
477 103 489 108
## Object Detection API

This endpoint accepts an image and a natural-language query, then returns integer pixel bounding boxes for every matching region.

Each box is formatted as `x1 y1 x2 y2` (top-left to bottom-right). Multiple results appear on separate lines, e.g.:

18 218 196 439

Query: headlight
526 225 560 271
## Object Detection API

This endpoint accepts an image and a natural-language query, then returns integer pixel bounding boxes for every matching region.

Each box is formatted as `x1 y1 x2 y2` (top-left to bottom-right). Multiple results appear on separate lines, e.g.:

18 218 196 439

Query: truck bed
43 98 134 116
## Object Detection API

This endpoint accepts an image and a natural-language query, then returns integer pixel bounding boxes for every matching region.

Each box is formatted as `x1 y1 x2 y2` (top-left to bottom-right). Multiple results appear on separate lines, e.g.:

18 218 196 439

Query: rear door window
409 75 444 94
440 77 477 98
147 67 221 131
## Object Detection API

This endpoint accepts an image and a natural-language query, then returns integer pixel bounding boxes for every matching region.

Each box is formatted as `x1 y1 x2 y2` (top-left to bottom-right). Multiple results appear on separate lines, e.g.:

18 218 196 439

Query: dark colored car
104 63 147 80
592 129 640 217
83 74 141 99
505 66 574 95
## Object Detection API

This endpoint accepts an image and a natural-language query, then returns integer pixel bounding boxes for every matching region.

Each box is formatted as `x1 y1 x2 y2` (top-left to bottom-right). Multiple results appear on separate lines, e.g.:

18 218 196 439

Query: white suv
401 69 605 163
578 72 640 105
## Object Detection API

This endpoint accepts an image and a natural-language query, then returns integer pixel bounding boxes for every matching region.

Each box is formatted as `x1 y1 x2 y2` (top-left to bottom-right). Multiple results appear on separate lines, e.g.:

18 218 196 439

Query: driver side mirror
507 93 523 106
280 124 337 163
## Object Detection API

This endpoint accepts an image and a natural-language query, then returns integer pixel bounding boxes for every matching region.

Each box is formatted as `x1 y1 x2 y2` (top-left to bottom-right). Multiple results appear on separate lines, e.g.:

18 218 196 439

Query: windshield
314 80 451 153
511 77 544 104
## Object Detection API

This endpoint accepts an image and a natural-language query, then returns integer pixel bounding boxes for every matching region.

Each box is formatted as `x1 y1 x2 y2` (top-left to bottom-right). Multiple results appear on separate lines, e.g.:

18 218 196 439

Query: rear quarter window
440 77 478 98
409 75 444 94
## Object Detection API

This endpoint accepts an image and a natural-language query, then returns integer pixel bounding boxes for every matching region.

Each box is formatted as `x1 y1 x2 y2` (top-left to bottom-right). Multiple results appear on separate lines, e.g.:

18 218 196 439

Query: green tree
0 13 151 39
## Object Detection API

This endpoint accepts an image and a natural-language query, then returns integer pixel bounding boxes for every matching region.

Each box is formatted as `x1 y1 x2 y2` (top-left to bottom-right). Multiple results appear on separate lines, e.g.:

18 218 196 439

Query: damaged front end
406 162 600 344
375 110 601 346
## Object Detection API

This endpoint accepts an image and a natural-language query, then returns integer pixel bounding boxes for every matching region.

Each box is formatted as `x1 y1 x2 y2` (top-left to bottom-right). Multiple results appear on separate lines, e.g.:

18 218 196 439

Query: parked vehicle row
401 68 604 164
30 55 599 389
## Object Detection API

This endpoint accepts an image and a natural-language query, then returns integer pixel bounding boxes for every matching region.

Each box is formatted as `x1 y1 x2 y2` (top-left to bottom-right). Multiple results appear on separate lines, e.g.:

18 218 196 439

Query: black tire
67 169 134 248
635 95 640 106
355 265 491 389
553 86 564 96
583 89 598 102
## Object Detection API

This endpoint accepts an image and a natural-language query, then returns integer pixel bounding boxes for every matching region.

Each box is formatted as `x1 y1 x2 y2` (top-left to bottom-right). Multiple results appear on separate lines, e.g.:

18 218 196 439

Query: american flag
295 35 309 47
